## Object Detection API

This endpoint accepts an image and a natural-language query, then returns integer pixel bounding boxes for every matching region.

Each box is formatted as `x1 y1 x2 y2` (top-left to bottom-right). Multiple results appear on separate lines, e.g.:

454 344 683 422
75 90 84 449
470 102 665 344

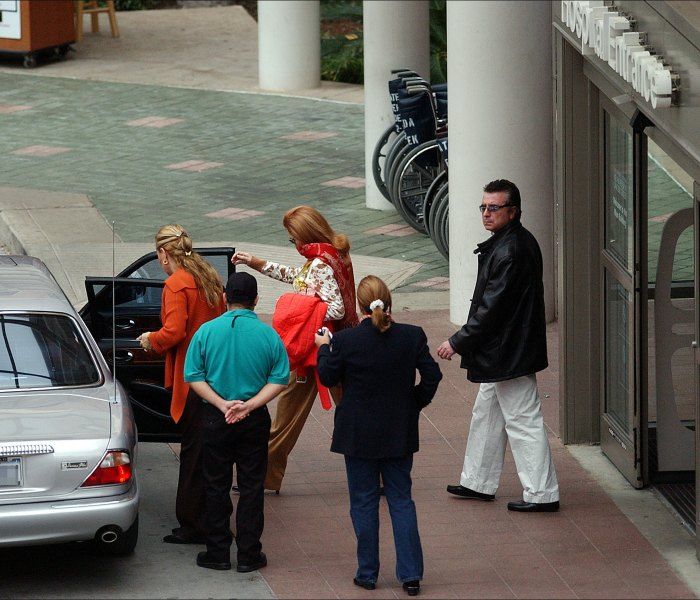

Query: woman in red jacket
138 224 225 544
232 206 358 492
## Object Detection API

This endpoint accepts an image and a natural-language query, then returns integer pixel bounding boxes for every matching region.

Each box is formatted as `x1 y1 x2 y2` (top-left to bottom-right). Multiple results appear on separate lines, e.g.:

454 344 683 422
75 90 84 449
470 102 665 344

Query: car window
92 282 163 307
127 254 230 283
127 259 166 281
0 314 100 391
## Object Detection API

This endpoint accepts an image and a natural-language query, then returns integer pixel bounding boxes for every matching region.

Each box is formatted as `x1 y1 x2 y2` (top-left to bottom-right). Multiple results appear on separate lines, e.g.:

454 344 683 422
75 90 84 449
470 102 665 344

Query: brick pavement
0 7 363 104
0 55 697 599
0 72 445 291
213 314 692 599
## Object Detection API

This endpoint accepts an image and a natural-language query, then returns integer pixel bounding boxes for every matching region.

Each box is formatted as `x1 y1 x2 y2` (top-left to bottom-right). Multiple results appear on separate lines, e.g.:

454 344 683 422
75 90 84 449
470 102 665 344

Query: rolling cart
0 0 75 68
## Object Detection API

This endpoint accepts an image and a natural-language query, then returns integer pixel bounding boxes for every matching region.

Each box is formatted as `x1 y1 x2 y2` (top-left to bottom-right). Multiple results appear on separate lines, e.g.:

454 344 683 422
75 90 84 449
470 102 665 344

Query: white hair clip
369 299 384 311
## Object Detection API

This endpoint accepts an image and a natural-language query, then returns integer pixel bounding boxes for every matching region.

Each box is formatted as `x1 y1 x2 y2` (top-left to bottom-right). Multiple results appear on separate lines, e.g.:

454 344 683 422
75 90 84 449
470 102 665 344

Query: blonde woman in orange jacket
138 225 225 544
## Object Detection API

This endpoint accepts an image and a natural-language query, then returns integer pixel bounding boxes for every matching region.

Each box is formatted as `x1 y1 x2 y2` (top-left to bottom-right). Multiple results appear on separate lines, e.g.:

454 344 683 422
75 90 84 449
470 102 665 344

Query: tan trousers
264 371 339 491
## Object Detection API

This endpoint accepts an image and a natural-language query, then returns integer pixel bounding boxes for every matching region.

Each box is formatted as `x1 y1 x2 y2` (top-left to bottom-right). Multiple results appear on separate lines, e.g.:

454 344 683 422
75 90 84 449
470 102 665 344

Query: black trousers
175 389 206 539
202 401 271 564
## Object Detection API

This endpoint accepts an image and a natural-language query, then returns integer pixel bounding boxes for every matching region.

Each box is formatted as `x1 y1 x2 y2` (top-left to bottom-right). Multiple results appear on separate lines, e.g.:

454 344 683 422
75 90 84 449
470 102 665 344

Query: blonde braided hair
155 224 222 307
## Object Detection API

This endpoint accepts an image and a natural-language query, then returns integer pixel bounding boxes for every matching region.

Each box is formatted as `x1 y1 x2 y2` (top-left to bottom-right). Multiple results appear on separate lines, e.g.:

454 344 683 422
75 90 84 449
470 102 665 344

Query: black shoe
196 551 231 570
163 533 206 545
236 551 267 573
353 578 376 591
403 581 420 596
507 500 559 512
446 484 495 501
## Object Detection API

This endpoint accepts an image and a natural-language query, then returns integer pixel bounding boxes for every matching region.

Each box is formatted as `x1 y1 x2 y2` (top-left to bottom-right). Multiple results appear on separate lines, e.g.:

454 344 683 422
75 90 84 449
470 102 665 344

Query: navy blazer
317 318 442 459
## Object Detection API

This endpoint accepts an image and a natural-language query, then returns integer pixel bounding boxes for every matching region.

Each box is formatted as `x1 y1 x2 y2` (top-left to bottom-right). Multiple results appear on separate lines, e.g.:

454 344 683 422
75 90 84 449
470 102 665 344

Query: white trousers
460 375 560 503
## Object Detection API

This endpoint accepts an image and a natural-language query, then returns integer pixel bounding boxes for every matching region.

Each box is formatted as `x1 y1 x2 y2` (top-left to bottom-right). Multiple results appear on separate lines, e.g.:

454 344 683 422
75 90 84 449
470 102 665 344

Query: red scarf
299 242 359 331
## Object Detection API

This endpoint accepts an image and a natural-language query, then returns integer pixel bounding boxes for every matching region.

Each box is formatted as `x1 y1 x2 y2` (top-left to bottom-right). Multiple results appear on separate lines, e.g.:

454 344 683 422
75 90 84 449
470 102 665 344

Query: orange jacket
272 293 332 409
149 269 225 422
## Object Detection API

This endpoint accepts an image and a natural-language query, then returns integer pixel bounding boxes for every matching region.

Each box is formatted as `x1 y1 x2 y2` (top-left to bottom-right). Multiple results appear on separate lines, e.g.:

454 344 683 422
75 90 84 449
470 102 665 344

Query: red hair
283 205 350 257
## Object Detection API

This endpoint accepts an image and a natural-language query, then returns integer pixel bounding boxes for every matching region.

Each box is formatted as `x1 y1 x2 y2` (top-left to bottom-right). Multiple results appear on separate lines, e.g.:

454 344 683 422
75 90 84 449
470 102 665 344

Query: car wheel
94 516 139 556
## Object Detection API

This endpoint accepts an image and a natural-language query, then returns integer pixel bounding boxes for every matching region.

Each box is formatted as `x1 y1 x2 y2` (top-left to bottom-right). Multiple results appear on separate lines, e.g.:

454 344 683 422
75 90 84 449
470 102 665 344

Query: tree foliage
114 0 156 10
320 0 447 85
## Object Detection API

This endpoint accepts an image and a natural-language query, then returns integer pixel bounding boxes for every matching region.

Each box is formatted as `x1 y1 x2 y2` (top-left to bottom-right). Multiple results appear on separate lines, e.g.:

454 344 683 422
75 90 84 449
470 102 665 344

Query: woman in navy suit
315 275 442 597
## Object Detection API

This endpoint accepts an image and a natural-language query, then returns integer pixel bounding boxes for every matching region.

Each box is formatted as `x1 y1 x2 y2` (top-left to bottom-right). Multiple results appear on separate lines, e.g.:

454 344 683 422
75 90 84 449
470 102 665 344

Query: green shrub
114 0 156 10
320 0 363 84
320 0 447 85
321 0 362 21
430 0 447 83
321 33 363 84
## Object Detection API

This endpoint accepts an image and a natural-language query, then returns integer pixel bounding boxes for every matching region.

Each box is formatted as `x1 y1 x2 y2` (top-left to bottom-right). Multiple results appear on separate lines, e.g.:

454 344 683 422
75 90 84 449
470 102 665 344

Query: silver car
0 256 138 555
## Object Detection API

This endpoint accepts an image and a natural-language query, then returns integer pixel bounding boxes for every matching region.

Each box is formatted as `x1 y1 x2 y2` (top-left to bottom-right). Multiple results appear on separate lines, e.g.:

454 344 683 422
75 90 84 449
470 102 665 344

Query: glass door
696 181 700 556
600 99 647 488
647 138 695 481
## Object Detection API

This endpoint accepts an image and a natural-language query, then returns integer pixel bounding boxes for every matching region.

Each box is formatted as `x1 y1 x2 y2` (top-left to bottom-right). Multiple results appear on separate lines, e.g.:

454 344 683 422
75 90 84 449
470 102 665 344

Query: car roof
0 255 77 315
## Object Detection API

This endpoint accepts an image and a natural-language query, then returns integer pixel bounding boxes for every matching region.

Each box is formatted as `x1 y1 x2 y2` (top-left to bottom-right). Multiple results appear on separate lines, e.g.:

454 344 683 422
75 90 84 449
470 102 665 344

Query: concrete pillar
447 1 554 325
258 1 320 91
363 1 430 210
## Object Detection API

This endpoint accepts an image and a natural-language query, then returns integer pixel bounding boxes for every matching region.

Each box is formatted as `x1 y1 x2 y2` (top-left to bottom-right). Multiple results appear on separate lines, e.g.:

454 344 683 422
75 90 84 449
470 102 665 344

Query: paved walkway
0 6 363 103
0 444 274 599
244 316 694 599
0 5 698 599
0 71 447 294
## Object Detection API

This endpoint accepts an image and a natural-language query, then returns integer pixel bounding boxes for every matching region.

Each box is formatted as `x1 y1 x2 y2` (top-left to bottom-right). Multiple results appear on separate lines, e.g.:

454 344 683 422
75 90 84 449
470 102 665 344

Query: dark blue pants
344 454 423 584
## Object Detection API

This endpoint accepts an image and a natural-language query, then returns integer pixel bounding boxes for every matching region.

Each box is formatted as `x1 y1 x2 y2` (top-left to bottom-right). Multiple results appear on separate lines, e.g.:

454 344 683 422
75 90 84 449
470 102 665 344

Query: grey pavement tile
2 70 687 305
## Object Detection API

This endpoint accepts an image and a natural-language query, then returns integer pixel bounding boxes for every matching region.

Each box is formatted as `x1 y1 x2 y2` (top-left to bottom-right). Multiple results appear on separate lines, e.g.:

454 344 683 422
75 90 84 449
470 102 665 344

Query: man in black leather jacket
436 179 560 512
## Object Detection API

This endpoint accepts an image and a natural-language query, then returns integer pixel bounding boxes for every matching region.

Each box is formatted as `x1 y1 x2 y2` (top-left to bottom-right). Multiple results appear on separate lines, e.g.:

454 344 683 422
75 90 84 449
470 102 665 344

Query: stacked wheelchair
371 69 449 259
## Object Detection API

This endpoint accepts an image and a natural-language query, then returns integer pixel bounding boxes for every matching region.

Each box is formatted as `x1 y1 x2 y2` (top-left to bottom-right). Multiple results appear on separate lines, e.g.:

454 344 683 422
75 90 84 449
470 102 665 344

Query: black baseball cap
225 271 258 305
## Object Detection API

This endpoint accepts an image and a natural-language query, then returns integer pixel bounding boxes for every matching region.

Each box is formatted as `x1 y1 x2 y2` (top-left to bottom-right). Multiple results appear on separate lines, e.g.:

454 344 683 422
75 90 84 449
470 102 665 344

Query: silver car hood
0 387 111 442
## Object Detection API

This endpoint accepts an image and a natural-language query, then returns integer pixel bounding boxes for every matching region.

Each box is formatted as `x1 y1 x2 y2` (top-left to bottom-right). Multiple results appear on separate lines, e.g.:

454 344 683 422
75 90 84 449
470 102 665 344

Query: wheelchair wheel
371 124 398 202
384 134 410 203
423 171 448 238
439 195 450 259
427 179 447 240
392 140 441 233
430 184 449 259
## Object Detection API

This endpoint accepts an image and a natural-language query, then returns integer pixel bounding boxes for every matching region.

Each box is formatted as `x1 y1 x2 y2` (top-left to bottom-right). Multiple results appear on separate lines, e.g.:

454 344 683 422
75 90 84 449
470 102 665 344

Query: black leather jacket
449 220 548 382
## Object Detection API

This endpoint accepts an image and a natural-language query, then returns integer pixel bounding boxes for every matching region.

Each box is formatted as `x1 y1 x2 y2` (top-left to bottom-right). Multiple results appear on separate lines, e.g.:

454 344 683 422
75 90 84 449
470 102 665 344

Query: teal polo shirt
184 309 290 401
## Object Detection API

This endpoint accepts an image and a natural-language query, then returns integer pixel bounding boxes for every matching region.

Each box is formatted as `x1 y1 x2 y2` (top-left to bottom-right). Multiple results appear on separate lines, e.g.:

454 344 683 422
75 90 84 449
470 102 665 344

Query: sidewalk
0 6 363 103
0 71 447 300
240 315 695 599
0 5 698 599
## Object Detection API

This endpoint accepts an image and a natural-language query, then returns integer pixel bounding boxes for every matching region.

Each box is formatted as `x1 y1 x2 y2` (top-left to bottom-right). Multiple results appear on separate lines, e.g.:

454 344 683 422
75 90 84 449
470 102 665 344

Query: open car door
80 247 235 441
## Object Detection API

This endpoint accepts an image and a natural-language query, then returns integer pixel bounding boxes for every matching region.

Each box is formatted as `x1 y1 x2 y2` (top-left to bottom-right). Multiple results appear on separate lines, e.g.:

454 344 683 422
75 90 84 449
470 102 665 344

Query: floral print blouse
261 258 345 321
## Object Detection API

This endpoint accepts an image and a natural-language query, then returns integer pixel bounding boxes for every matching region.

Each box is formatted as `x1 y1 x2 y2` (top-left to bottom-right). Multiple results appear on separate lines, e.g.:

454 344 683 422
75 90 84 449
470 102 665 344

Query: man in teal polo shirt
184 271 289 573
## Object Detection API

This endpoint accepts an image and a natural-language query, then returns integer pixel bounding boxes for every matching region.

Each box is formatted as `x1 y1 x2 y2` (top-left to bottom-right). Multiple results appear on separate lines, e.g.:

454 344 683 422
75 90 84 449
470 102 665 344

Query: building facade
554 0 700 554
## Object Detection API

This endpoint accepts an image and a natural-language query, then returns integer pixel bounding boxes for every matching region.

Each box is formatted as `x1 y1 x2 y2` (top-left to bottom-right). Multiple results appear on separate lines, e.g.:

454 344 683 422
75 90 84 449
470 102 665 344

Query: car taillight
81 451 132 487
